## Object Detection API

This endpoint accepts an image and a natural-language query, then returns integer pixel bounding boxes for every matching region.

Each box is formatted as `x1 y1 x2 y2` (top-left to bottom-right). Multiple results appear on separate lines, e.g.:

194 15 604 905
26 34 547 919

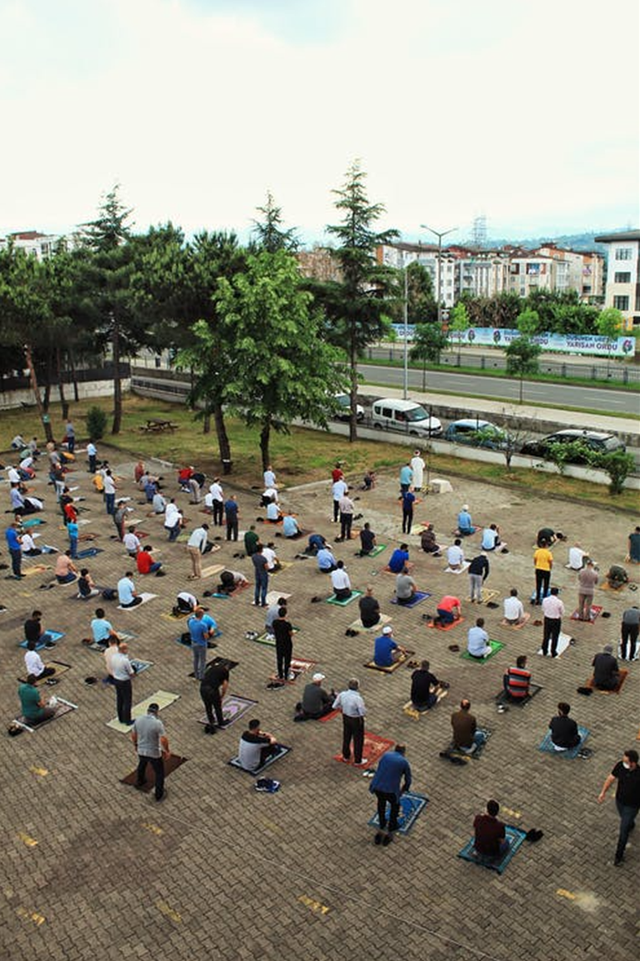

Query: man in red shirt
503 655 531 700
474 800 510 859
136 545 163 576
436 595 461 625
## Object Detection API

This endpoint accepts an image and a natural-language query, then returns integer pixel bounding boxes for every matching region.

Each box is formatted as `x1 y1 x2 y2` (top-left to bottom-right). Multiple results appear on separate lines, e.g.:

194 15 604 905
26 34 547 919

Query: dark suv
521 429 626 463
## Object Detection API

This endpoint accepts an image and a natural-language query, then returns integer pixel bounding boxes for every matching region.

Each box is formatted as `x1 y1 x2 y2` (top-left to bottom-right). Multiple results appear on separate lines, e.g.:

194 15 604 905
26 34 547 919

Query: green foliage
460 289 600 334
593 449 635 495
597 307 624 342
516 308 540 338
85 405 108 440
410 323 449 365
545 440 591 475
251 191 299 253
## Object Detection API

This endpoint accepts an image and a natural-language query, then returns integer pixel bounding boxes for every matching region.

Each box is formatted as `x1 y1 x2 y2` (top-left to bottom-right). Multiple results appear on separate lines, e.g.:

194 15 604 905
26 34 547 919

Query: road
358 364 640 416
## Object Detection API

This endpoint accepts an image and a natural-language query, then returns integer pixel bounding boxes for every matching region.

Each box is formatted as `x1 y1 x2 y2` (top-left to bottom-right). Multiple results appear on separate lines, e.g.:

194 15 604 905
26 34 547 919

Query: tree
216 250 347 469
410 323 449 389
596 307 624 375
405 261 436 325
505 309 541 402
449 302 469 365
319 160 399 441
251 191 299 253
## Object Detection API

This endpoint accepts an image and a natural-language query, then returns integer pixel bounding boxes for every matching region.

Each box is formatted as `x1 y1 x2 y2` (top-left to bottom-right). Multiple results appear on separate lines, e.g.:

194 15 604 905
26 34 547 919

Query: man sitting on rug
24 610 56 649
18 675 56 726
294 673 335 721
456 505 477 537
435 595 462 626
359 522 377 557
388 543 411 574
451 698 486 753
358 585 381 628
549 702 581 751
395 566 417 605
467 618 492 659
481 524 507 553
420 524 442 557
306 533 327 556
317 545 338 573
446 539 465 571
373 625 407 668
474 800 510 859
282 512 301 539
503 588 526 626
410 660 443 711
330 560 352 600
503 655 531 701
591 644 621 691
24 639 56 679
117 572 142 608
238 719 279 772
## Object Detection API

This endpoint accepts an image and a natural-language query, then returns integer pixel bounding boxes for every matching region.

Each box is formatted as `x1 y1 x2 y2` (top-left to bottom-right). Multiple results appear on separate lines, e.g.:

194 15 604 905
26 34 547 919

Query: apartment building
594 229 640 329
535 243 604 302
0 230 60 259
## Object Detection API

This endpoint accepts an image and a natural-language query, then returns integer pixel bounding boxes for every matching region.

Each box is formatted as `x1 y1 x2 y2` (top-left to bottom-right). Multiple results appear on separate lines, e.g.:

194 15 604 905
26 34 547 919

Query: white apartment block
594 230 640 329
0 230 62 259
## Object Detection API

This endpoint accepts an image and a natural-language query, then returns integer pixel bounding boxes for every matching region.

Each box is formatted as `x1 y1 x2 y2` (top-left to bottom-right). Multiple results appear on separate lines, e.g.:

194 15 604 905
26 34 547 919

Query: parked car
371 398 442 437
333 393 364 422
521 429 626 463
443 419 511 450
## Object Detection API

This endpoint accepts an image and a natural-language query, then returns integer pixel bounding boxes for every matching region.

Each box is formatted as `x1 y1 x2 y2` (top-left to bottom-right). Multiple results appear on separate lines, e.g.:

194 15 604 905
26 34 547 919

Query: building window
613 296 629 310
614 272 631 283
615 248 632 260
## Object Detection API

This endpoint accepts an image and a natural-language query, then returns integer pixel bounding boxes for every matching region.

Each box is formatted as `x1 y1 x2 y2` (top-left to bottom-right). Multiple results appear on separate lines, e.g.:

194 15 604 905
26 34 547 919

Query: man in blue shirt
401 488 416 535
317 546 337 573
224 495 239 542
457 504 477 536
282 512 300 538
188 608 212 680
5 522 24 578
370 744 412 845
388 544 410 574
374 626 407 667
399 463 413 493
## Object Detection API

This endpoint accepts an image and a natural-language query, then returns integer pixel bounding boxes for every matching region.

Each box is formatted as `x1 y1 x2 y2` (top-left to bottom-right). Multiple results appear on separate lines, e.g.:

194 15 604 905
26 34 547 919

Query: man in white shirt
208 478 224 526
410 450 425 491
103 470 117 515
24 639 56 678
263 466 276 489
164 500 183 542
262 542 280 572
111 642 136 725
333 679 367 766
481 524 507 552
123 527 142 556
447 539 465 571
541 588 565 657
332 478 348 523
568 543 588 571
7 466 21 485
266 501 280 522
330 560 352 600
503 588 526 625
467 618 492 658
338 490 355 542
187 524 210 579
261 486 279 506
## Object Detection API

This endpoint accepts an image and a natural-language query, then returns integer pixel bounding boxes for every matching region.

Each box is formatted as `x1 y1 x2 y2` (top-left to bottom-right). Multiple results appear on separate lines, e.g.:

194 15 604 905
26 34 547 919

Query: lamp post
421 224 457 326
403 265 409 399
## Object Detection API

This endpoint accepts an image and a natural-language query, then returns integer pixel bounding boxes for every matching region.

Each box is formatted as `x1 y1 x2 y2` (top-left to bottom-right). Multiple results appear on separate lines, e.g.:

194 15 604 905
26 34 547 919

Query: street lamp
421 224 457 326
403 265 409 400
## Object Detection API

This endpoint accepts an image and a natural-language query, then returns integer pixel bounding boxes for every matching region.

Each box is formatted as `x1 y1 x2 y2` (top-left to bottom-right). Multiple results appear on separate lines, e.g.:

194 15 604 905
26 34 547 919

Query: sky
0 0 638 246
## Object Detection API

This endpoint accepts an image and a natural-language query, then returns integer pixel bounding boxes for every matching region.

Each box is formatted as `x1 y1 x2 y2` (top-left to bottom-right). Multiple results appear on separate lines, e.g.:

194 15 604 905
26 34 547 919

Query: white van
371 398 442 437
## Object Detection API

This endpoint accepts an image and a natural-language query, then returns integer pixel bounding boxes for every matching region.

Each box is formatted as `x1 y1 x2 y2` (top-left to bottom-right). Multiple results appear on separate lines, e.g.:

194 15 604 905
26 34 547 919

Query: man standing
468 552 490 603
103 469 117 515
401 487 416 535
620 606 640 662
224 494 239 542
86 440 97 473
209 478 224 526
410 450 425 492
113 500 128 541
331 475 347 524
187 523 210 579
5 521 24 578
598 749 640 866
399 462 413 494
338 488 354 541
577 560 598 622
541 587 564 657
273 606 295 682
200 659 230 734
244 525 260 557
131 703 170 802
251 544 269 608
333 679 367 766
533 541 553 604
188 608 212 681
370 744 412 846
112 642 135 726
65 419 76 454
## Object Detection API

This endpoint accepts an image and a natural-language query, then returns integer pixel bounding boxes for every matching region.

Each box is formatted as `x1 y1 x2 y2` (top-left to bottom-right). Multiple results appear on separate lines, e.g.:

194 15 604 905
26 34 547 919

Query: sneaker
219 719 232 728
354 758 369 767
203 724 217 734
374 832 383 845
287 671 296 681
382 834 392 846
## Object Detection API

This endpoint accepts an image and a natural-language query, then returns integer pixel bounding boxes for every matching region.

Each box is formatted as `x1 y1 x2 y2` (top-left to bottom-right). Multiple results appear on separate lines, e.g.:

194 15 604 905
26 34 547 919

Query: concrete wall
0 379 129 411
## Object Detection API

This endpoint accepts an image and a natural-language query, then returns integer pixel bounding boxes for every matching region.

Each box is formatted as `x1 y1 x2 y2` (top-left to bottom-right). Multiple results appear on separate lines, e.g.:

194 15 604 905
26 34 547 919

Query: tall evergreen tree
251 191 299 253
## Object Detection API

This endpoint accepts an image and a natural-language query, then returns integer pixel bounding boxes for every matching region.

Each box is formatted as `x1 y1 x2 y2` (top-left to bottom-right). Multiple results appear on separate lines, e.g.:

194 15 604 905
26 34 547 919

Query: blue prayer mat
19 630 65 650
76 547 104 559
538 726 589 759
368 792 429 835
390 591 431 608
458 826 527 874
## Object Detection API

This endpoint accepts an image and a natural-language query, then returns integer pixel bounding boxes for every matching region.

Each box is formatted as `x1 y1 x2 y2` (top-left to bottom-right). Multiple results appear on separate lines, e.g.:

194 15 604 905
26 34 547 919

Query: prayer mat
537 631 573 658
364 650 416 674
22 518 46 528
362 545 387 559
131 659 153 675
461 639 504 663
23 565 51 577
177 629 221 649
427 617 465 632
76 548 103 559
333 731 394 770
480 589 500 605
570 605 603 623
319 709 340 723
117 592 157 610
539 726 590 758
199 563 225 579
120 754 187 791
500 613 531 629
495 683 542 708
403 689 448 720
368 792 429 835
529 587 560 603
326 590 363 607
390 591 430 609
161 610 189 622
268 656 317 684
585 670 628 694
14 697 77 733
265 591 292 606
270 562 293 575
188 655 237 677
458 826 527 874
347 613 393 632
228 743 291 774
19 630 65 650
198 694 258 728
18 660 72 685
600 580 625 592
443 729 491 761
444 563 470 574
251 632 276 647
106 690 180 733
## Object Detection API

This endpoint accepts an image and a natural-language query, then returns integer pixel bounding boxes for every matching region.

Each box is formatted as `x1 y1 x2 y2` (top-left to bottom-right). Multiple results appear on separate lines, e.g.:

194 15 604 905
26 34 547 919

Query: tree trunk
24 344 54 443
349 336 358 443
213 402 231 468
422 357 427 391
202 409 211 434
56 348 69 420
260 420 271 471
111 315 122 434
69 350 80 402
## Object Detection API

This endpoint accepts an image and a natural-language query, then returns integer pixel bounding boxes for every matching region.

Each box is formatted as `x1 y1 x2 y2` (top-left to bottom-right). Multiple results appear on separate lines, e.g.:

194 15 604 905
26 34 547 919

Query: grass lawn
1 393 637 512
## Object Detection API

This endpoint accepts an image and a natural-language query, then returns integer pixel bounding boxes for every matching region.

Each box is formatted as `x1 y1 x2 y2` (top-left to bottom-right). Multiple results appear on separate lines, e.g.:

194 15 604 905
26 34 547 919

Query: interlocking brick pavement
1 447 638 961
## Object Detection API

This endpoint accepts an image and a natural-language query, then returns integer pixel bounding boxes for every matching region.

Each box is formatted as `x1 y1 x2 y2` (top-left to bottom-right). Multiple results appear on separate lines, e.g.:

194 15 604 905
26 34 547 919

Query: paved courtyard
1 446 638 961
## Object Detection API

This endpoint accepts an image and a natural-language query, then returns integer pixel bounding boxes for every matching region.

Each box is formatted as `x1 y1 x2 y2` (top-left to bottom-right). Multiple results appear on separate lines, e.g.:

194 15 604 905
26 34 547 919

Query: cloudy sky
1 0 638 245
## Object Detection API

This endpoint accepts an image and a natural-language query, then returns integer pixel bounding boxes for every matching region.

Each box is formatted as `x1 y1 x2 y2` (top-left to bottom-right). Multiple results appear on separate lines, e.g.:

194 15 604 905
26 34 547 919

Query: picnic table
140 419 179 434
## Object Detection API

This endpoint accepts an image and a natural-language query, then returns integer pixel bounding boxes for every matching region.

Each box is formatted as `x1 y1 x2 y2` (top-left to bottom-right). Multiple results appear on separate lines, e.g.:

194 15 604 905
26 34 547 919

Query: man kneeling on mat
591 644 621 691
473 800 510 859
374 626 408 667
294 673 335 721
238 719 279 772
410 660 443 711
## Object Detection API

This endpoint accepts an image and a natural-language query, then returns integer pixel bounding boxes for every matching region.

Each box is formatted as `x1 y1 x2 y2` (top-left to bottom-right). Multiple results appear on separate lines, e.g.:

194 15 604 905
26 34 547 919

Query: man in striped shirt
503 655 531 700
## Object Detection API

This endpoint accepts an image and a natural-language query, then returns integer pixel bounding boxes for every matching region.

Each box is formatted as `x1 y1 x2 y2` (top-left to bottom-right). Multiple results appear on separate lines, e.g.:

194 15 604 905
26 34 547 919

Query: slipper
310 596 323 603
577 748 593 759
525 829 544 843
486 602 499 609
601 612 611 619
448 644 460 652
577 686 593 696
84 676 98 685
439 751 466 766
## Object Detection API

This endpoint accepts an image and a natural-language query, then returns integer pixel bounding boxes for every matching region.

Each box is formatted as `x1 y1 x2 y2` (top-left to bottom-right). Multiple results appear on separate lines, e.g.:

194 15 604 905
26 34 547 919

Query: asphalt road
358 364 640 416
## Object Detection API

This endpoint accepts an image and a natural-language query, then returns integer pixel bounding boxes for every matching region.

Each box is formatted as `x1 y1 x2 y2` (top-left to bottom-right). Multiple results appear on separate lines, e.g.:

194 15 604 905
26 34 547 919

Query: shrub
594 450 636 496
85 405 108 440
